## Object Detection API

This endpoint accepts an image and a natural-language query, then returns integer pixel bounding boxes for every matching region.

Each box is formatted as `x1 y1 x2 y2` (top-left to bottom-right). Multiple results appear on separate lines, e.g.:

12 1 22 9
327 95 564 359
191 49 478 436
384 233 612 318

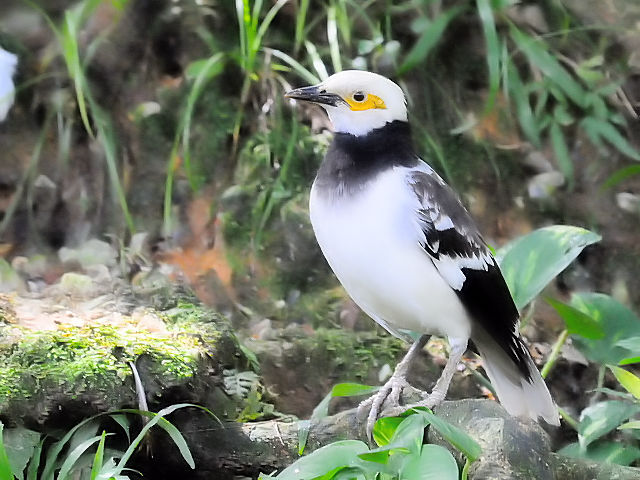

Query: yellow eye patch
345 93 386 111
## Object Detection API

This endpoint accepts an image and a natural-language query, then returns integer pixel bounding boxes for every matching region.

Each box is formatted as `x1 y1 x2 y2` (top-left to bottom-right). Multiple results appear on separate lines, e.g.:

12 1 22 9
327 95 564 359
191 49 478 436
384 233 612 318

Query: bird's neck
315 121 418 196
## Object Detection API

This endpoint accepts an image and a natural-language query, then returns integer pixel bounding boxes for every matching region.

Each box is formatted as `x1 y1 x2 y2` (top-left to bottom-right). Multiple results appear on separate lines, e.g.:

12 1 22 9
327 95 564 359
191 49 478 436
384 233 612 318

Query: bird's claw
357 376 411 441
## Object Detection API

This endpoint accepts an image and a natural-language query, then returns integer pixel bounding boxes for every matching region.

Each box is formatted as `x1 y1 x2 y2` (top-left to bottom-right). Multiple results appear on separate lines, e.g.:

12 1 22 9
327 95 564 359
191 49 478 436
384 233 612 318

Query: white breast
309 166 471 340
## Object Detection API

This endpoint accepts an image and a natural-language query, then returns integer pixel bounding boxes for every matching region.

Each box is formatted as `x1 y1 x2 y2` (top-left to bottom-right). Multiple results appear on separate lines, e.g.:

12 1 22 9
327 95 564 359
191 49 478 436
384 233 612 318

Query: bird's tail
473 329 559 426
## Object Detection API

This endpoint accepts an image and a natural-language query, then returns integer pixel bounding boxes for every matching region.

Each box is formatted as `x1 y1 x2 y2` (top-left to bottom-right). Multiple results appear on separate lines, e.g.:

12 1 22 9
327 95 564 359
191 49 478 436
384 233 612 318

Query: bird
285 70 559 436
0 47 18 122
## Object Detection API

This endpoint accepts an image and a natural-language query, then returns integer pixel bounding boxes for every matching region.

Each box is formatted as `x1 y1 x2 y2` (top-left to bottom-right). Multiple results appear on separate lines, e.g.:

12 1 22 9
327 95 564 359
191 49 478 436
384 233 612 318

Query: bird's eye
353 92 366 102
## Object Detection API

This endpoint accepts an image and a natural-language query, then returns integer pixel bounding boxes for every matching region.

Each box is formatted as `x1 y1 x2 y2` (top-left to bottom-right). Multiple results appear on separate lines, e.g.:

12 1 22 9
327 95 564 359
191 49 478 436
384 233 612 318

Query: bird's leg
358 334 429 439
383 337 468 417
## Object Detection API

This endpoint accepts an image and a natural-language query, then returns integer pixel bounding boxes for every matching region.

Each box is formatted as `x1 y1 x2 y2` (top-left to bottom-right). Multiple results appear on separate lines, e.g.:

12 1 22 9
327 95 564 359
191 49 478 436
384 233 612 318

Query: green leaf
476 0 500 113
90 432 106 480
276 441 369 479
0 423 14 480
581 117 640 161
2 427 40 480
570 293 640 365
546 298 604 339
559 441 640 466
331 383 379 397
550 121 573 189
56 434 105 480
507 62 540 147
608 365 640 400
510 26 587 109
496 226 601 310
359 414 428 464
620 357 640 366
619 421 640 430
115 405 199 471
373 417 404 447
411 409 482 462
602 165 640 190
26 439 43 480
398 6 464 75
399 444 458 480
578 400 640 449
299 384 378 454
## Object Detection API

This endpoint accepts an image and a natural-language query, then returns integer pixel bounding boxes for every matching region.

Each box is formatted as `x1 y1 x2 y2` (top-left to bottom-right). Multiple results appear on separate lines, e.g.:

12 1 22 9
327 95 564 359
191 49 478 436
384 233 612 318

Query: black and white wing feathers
408 165 531 380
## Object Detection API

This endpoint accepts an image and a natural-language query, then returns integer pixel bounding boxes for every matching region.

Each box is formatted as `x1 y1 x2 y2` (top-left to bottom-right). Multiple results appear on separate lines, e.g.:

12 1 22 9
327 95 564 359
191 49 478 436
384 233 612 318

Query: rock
156 399 640 479
58 238 118 269
0 297 258 429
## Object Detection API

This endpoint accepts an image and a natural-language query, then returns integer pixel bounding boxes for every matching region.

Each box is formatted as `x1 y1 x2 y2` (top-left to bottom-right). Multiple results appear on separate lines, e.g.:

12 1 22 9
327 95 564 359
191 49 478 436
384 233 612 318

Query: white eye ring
353 92 366 102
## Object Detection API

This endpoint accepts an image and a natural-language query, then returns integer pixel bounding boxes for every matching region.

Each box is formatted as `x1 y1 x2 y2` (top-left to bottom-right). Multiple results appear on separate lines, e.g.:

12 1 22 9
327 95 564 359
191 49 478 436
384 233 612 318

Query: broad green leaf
571 293 640 365
608 366 640 400
412 409 481 462
2 427 40 480
559 441 640 466
399 444 458 480
578 400 640 449
581 117 640 161
359 415 428 464
510 26 586 108
0 423 14 480
496 226 601 310
398 6 464 75
373 417 404 447
620 357 640 366
299 383 378 454
619 421 640 430
331 383 379 397
550 122 573 189
546 298 604 339
615 337 640 353
276 441 369 479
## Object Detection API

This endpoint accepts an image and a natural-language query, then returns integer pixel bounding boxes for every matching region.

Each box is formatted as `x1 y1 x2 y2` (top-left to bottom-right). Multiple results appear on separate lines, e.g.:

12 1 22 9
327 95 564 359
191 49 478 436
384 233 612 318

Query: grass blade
327 3 342 73
476 0 500 113
581 117 640 161
267 48 320 84
0 423 13 480
602 164 640 190
56 434 105 480
549 121 573 189
90 432 107 480
398 6 463 75
294 0 310 54
510 26 587 109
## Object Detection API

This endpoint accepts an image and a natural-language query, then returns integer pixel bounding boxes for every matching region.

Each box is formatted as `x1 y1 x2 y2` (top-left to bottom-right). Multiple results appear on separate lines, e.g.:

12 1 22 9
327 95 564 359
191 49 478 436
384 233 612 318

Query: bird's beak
284 85 346 107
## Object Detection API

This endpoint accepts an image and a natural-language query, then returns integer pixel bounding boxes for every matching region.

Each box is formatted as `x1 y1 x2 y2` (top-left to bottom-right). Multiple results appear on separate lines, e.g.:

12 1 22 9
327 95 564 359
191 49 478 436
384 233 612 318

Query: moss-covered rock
0 299 264 427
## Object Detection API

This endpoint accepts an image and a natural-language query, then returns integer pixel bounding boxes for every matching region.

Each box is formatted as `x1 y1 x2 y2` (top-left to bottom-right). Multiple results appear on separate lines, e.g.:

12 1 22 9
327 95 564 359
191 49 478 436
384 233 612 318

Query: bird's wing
407 162 531 379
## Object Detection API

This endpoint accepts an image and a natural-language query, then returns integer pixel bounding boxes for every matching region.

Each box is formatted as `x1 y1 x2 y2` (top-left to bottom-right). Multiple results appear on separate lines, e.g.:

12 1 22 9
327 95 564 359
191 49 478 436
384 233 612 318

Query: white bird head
285 70 407 136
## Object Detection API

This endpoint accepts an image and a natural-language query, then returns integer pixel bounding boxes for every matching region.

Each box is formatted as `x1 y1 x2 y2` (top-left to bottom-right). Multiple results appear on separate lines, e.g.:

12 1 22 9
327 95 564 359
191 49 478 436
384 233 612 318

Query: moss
0 302 230 413
295 328 405 381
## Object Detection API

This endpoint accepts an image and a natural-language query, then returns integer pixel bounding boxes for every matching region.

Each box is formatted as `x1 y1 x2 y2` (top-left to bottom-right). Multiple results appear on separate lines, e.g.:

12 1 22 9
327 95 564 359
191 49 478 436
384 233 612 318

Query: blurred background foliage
0 0 640 476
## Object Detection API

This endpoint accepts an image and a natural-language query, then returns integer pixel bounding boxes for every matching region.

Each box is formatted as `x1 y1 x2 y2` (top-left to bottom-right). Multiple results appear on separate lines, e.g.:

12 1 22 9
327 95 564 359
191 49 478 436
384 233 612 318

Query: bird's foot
381 389 446 418
357 375 413 440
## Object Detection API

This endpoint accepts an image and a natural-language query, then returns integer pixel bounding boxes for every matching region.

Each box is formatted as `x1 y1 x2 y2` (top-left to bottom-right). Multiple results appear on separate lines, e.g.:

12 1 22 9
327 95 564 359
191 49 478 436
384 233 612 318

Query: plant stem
558 406 579 431
541 329 568 379
461 457 472 480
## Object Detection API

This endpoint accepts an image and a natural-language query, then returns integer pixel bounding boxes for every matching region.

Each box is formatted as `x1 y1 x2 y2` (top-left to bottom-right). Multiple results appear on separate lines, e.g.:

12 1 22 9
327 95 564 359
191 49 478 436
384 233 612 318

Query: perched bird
0 47 17 122
285 70 559 435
